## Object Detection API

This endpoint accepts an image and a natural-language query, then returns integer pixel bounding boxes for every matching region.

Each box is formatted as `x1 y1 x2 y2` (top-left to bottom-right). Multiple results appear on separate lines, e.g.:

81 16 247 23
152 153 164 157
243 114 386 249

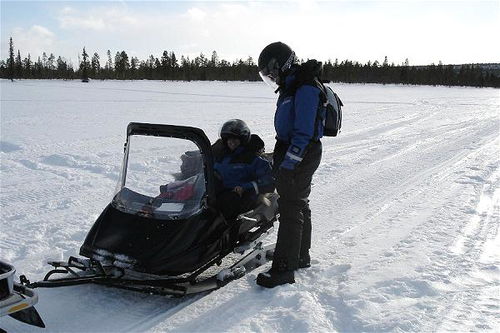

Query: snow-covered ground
1 80 498 332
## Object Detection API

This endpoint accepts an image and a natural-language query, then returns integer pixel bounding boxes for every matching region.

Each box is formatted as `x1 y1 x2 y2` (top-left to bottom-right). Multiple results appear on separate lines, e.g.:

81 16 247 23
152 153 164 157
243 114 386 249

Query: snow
1 79 499 332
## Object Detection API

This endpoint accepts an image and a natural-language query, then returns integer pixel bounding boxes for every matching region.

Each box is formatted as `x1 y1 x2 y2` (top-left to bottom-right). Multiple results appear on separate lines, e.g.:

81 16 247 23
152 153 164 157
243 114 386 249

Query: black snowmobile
20 122 278 297
0 260 45 328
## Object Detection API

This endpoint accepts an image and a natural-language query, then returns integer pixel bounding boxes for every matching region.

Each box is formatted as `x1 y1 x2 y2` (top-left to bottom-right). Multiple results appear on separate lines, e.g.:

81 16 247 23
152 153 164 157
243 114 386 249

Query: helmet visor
259 70 278 89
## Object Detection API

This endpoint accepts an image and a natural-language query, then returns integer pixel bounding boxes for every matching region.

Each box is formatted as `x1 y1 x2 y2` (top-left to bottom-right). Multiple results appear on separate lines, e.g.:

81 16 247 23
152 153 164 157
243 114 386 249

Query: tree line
1 37 499 88
322 57 500 88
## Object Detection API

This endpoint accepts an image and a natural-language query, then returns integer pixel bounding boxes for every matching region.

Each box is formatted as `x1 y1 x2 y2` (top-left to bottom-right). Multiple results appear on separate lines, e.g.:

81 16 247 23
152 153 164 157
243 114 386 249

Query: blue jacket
274 73 324 170
213 144 274 196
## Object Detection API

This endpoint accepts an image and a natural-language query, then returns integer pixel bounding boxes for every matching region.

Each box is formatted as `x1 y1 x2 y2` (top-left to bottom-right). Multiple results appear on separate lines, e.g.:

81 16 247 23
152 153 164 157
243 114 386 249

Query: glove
278 167 296 184
280 157 298 171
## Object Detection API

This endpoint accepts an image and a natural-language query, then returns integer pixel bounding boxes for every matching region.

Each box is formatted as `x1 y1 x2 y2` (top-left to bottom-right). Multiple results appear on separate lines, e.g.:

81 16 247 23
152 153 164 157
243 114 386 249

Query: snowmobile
0 260 45 328
19 122 278 297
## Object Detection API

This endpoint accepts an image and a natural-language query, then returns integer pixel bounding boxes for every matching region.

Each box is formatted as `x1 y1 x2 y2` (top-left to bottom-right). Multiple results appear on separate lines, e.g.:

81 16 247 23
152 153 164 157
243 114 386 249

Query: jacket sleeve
280 85 321 170
242 156 275 194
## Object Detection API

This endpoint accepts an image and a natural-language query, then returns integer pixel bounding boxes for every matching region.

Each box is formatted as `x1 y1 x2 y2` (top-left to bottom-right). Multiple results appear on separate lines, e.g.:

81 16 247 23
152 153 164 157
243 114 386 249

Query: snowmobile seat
236 192 279 236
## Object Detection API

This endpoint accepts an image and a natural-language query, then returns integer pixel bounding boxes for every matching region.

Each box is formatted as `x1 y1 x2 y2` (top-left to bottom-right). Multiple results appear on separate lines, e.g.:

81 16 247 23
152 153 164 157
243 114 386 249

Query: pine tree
210 51 219 67
8 37 15 81
382 56 389 67
91 52 100 78
47 53 55 71
130 56 139 79
15 50 22 78
114 51 122 72
170 52 178 68
35 56 42 78
42 52 48 68
81 47 89 82
160 50 170 79
56 56 68 79
114 51 129 79
23 54 32 78
106 50 113 78
400 58 410 84
0 60 6 77
121 51 130 77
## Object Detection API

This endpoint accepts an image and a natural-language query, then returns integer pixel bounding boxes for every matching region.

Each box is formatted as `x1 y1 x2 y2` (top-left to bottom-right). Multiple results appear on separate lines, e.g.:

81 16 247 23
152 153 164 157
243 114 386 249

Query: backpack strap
313 77 328 104
311 78 326 141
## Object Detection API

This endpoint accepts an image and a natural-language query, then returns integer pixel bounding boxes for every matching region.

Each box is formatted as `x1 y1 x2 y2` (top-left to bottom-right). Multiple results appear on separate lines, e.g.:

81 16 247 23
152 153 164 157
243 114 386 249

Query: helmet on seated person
220 119 251 144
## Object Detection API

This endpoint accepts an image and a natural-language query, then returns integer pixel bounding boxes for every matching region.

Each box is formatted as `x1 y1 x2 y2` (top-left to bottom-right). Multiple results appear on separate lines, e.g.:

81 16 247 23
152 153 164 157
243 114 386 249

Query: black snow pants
272 140 322 271
216 190 256 221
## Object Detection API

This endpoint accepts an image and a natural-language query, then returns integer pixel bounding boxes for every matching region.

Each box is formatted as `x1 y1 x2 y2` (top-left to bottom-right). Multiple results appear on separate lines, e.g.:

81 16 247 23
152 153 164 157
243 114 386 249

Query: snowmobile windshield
112 135 206 220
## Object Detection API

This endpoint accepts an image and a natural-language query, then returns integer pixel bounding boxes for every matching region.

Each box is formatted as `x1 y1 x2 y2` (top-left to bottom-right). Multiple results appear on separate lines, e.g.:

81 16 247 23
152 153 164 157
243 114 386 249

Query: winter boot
256 268 295 288
298 253 311 269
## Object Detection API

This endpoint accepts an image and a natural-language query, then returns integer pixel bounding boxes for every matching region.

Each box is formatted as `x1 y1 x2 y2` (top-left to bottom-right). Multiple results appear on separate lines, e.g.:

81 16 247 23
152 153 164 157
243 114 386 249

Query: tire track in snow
430 165 500 332
341 136 498 331
150 265 351 332
8 81 276 101
1 154 115 275
450 168 500 256
309 103 498 330
315 107 498 238
2 81 499 332
329 128 497 248
322 102 442 163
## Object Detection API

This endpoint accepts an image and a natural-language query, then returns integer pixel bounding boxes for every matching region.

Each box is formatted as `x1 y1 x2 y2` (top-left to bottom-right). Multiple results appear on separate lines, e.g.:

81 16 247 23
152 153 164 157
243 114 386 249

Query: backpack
284 60 344 137
317 81 343 137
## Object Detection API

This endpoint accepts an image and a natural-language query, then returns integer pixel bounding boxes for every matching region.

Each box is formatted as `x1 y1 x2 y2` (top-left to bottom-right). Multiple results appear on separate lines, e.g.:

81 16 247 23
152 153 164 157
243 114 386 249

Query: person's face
226 137 241 151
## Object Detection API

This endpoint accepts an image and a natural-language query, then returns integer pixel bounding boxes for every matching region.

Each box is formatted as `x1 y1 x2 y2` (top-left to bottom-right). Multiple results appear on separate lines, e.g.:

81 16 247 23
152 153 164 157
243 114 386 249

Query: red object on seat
158 181 195 201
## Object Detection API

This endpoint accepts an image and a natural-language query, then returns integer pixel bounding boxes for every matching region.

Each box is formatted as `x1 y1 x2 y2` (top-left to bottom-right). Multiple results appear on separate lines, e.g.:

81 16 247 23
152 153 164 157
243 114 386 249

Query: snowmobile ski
24 234 275 297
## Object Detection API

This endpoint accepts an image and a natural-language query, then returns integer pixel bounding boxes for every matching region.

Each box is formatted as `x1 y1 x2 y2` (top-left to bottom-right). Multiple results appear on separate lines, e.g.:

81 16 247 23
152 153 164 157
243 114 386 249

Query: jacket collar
225 145 245 156
276 66 298 94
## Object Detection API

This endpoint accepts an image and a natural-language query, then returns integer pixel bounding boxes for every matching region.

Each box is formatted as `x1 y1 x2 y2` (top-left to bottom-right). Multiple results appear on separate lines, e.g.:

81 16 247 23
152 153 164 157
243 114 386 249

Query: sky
1 0 499 67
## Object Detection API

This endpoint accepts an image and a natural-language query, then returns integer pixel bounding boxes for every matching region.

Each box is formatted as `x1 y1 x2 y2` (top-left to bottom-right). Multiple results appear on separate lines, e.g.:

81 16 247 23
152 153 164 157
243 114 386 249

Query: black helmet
220 119 251 144
258 42 297 87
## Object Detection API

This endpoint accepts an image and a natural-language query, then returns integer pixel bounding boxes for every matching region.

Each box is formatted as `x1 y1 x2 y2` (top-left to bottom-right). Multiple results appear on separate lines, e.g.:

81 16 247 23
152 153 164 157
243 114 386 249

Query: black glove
278 167 296 184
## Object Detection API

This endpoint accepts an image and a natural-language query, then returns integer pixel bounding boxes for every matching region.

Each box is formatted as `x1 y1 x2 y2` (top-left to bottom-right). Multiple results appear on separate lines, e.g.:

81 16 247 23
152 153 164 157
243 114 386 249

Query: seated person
172 150 203 181
141 151 204 216
213 119 274 220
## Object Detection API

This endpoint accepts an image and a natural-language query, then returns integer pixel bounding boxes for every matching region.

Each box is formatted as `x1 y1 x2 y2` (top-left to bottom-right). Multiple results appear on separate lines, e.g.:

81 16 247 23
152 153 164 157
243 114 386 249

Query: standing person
256 42 324 288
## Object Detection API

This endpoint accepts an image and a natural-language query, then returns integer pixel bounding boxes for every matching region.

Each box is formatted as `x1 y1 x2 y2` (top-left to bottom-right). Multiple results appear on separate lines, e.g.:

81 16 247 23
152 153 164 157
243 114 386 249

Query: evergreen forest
1 38 499 88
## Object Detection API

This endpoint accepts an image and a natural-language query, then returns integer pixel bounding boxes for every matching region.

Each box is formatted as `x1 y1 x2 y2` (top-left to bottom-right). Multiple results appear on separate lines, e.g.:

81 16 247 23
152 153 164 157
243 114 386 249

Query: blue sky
1 1 499 66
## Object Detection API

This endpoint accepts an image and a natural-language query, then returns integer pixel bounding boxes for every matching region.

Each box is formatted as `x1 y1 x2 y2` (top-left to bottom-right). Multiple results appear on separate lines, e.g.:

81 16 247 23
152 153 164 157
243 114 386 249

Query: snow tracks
1 81 498 332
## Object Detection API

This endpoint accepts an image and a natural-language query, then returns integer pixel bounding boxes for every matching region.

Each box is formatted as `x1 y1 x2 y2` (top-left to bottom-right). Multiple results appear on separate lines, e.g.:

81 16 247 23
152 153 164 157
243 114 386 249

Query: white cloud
60 6 76 15
11 25 56 58
49 3 424 63
7 1 495 65
186 8 207 21
31 25 54 39
58 6 138 32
